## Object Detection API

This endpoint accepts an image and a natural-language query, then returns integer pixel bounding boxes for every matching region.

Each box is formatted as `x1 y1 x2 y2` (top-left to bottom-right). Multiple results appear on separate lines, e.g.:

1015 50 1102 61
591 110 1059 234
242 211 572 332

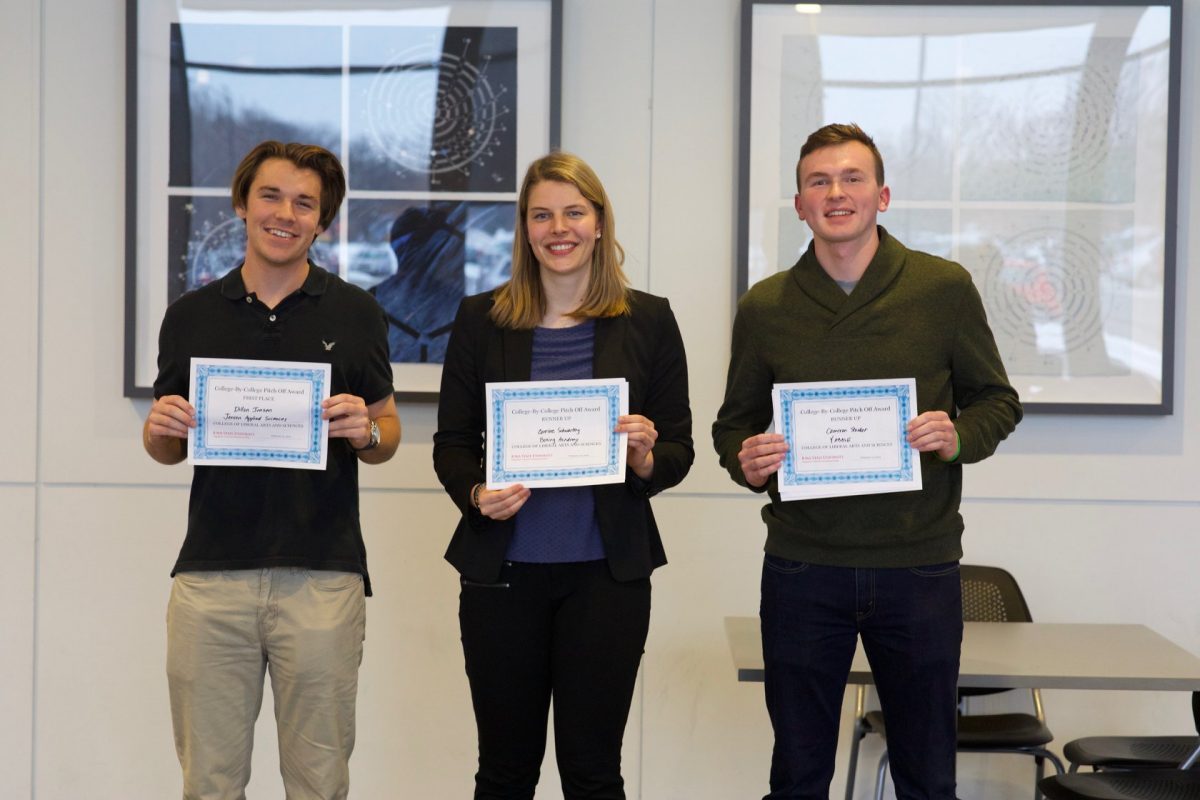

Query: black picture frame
738 0 1181 414
125 0 563 403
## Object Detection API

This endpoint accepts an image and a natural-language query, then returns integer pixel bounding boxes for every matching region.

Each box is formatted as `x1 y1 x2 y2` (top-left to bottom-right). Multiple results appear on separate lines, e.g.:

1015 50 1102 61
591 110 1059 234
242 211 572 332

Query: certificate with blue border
485 378 629 489
188 357 331 470
772 378 922 500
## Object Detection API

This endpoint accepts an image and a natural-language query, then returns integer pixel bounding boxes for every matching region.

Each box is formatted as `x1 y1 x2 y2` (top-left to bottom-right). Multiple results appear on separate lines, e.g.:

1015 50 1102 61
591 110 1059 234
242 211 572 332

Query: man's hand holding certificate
772 378 922 500
188 357 331 470
485 378 630 489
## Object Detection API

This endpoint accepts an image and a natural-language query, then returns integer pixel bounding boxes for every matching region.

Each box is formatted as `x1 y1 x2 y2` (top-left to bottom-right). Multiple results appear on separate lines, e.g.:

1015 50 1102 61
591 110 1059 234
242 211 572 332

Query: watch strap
353 419 380 452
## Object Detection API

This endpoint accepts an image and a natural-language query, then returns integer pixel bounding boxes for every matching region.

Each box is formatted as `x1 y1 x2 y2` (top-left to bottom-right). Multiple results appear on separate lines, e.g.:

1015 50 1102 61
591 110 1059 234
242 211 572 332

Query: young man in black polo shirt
143 141 400 800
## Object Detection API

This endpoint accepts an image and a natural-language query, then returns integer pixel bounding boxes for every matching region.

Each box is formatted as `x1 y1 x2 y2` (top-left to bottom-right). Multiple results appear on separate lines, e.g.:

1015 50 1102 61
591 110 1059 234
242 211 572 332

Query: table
725 617 1200 689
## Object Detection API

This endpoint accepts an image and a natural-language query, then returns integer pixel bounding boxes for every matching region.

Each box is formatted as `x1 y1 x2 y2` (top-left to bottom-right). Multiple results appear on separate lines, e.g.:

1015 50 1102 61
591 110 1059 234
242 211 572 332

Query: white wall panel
0 0 39 483
39 0 158 487
351 491 479 798
643 494 777 800
34 486 183 799
648 0 741 498
558 0 655 292
0 488 35 799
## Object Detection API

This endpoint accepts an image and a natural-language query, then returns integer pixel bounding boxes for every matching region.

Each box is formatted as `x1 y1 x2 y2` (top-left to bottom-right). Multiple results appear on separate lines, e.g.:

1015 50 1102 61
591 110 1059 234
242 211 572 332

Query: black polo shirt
154 263 393 595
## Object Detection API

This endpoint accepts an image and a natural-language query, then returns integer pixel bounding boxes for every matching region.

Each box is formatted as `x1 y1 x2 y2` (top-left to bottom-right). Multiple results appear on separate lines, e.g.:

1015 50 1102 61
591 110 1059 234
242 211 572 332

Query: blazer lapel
593 314 641 411
593 315 626 380
501 326 533 381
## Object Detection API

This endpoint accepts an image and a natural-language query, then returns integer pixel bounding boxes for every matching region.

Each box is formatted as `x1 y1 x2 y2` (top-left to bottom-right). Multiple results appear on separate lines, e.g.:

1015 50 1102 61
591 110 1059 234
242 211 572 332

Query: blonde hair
490 152 630 329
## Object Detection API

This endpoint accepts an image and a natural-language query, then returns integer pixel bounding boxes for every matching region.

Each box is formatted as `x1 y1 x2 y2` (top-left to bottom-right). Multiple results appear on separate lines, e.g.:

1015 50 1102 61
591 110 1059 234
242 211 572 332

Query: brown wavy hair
230 141 347 240
490 152 630 329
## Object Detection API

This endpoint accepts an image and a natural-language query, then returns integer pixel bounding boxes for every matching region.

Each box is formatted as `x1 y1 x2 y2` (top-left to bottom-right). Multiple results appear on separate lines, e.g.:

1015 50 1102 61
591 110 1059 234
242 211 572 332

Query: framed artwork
125 0 562 402
738 0 1181 414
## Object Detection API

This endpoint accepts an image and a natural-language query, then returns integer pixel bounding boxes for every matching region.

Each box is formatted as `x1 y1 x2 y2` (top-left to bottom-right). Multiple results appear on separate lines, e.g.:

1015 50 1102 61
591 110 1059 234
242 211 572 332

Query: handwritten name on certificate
485 379 629 489
188 357 331 470
772 378 922 500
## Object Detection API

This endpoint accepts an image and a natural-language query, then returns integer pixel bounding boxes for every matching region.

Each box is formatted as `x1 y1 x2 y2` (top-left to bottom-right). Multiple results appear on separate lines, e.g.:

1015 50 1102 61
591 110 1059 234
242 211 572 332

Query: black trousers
458 560 651 800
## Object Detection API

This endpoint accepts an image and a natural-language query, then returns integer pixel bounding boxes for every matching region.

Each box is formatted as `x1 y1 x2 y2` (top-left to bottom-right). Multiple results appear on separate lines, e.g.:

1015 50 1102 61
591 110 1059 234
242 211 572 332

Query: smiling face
524 179 601 281
235 157 324 275
794 141 890 252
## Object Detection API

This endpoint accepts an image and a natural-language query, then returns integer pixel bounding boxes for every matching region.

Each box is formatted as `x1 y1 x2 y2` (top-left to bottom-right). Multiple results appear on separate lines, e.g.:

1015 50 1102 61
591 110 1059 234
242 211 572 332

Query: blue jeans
760 557 962 800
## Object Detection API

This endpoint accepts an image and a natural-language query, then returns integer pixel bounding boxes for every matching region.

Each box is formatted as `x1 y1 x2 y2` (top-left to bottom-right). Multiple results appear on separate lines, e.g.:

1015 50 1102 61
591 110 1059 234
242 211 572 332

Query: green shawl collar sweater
712 227 1021 567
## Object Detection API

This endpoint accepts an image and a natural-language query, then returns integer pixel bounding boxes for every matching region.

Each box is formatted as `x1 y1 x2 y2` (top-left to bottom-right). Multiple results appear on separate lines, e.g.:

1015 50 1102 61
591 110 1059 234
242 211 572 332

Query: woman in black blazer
434 152 693 800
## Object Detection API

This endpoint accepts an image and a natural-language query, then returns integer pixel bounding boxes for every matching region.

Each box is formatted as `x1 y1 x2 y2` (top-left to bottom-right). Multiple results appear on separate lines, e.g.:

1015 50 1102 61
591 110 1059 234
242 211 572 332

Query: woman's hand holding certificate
485 378 630 489
615 413 658 480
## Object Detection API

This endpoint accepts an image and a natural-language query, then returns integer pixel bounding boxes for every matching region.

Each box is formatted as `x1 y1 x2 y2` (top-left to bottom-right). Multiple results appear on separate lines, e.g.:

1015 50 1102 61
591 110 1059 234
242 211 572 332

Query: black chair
844 565 1065 800
1038 762 1200 799
1037 694 1200 799
1063 693 1199 772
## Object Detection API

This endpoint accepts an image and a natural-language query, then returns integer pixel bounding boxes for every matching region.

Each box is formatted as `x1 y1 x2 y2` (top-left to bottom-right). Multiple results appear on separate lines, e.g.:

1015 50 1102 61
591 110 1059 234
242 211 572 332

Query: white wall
2 0 1197 797
1 0 40 796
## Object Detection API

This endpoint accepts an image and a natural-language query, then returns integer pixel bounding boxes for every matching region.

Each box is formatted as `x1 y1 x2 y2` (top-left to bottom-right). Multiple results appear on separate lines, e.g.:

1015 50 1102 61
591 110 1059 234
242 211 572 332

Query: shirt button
269 314 277 322
245 297 252 303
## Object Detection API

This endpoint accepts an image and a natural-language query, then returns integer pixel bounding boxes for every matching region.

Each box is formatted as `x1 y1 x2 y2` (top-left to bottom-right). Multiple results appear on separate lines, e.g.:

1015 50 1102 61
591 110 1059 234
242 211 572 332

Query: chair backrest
959 565 1034 702
961 564 1033 623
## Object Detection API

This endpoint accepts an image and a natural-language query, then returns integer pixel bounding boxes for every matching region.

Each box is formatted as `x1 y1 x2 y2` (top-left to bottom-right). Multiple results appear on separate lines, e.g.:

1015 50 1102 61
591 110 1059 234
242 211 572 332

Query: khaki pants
166 568 366 800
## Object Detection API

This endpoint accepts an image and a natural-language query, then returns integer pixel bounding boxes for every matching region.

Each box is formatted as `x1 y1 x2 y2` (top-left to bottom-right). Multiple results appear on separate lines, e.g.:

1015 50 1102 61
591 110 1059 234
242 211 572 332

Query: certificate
188 357 331 470
485 378 629 489
772 379 921 500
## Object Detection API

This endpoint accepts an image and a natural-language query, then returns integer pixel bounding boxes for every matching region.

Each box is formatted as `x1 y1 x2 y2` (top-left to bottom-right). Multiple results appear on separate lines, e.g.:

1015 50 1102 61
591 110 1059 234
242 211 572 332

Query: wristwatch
354 419 380 452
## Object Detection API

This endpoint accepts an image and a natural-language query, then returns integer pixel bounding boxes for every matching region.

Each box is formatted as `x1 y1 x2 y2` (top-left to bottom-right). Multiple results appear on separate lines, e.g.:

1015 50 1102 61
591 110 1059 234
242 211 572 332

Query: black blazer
433 290 694 584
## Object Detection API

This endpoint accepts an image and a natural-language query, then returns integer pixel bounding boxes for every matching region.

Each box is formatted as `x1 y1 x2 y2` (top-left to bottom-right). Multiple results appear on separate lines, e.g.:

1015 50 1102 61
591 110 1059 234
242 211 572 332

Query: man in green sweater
713 124 1021 799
